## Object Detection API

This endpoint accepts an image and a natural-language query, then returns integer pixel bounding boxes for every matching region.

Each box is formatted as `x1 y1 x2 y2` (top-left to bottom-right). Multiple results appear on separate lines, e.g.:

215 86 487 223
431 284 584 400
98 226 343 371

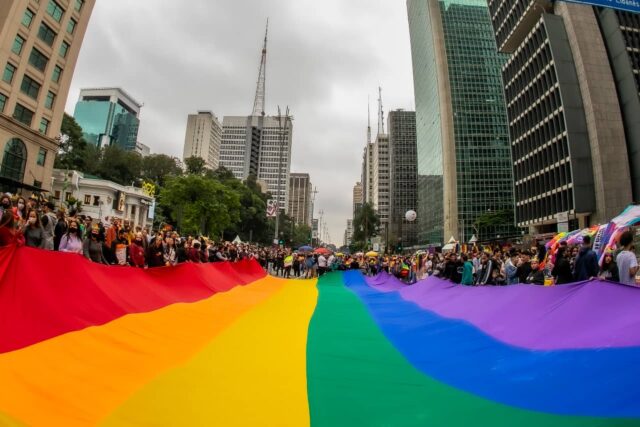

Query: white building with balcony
51 169 155 229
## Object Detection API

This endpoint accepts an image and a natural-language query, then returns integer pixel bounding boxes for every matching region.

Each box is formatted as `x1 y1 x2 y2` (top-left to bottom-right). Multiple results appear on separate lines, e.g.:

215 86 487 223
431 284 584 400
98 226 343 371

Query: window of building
33 180 42 188
37 147 46 166
65 192 71 201
67 18 76 34
39 118 49 134
46 0 65 22
13 104 34 126
93 195 100 206
29 48 49 72
0 138 27 184
12 35 25 55
22 9 35 28
20 74 41 100
0 93 6 113
75 0 84 12
54 190 60 199
45 91 55 109
2 62 16 83
37 23 56 46
59 41 69 58
84 194 91 204
51 65 62 82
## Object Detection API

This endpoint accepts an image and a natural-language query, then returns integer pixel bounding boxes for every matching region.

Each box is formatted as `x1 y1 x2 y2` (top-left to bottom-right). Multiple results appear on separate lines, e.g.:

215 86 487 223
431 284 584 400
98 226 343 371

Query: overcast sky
66 0 415 245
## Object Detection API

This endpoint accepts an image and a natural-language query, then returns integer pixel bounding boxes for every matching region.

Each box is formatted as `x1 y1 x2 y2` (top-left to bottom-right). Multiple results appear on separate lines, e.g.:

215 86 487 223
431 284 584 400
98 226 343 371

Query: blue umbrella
298 245 313 252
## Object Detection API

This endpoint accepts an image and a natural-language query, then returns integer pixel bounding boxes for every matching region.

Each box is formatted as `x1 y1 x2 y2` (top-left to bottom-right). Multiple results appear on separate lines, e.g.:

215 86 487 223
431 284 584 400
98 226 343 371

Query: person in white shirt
327 254 336 272
616 230 639 285
318 254 328 276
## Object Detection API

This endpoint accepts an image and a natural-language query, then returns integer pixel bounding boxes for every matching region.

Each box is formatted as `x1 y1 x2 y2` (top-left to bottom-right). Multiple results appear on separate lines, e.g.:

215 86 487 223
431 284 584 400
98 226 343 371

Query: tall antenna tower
251 19 269 117
367 96 372 145
377 86 385 135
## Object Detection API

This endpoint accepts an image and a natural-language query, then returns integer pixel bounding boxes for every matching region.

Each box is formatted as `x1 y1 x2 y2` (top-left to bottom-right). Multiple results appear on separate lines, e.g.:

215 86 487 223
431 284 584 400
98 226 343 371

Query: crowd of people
0 193 637 286
365 234 638 286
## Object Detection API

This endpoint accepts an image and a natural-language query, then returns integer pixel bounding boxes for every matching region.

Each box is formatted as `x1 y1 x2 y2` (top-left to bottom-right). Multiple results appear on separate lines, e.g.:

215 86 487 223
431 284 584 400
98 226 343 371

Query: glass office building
73 87 141 151
407 0 517 244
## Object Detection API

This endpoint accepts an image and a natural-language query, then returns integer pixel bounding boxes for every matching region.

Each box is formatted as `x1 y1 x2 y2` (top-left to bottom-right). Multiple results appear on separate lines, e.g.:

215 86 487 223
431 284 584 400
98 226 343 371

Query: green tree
292 224 312 247
221 174 271 244
184 156 206 175
55 114 90 171
473 209 514 241
141 154 182 188
352 202 380 250
96 145 143 186
159 175 241 237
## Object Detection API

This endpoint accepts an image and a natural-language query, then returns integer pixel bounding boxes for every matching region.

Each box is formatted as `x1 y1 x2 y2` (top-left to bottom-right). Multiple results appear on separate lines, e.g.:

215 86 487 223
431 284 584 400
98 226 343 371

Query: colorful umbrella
314 247 332 256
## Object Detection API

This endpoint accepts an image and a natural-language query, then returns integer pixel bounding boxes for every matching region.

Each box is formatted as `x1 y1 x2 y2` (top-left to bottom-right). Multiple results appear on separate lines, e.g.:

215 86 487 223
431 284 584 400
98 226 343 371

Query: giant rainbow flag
1 245 639 426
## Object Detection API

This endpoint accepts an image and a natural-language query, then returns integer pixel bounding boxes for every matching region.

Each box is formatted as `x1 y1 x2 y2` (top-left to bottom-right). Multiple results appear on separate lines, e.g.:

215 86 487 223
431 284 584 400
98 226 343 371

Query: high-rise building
361 143 374 204
182 111 221 170
407 0 518 245
487 0 639 233
288 172 312 227
0 0 95 194
135 142 150 157
372 133 390 226
344 219 354 246
218 23 293 211
73 87 141 151
388 110 418 247
352 181 363 216
220 114 292 210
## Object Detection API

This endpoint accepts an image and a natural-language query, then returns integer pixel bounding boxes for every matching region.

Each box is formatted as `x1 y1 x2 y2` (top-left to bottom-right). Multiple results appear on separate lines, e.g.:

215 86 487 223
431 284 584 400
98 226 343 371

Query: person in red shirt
188 240 203 263
129 232 146 268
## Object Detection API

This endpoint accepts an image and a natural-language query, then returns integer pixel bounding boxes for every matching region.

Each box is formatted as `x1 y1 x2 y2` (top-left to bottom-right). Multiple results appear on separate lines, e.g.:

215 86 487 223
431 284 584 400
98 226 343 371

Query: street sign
562 0 640 14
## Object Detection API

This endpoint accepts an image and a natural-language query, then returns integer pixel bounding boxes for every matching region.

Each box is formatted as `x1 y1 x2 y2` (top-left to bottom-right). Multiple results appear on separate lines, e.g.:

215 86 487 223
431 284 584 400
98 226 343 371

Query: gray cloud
66 0 415 244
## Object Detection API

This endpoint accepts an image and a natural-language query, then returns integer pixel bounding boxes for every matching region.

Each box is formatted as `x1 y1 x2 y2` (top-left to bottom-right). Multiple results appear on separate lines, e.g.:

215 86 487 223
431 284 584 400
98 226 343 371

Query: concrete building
135 141 150 157
361 143 374 204
219 114 292 211
407 0 518 245
352 181 363 216
388 110 418 248
344 218 354 246
52 168 154 229
487 0 639 233
372 133 390 227
182 111 221 170
73 87 141 151
288 172 312 227
0 0 95 194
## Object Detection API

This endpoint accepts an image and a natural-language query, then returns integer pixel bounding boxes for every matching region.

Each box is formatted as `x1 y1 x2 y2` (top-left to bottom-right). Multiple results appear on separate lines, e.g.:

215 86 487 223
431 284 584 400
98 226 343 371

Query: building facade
352 181 363 216
388 110 418 247
407 0 517 245
344 218 354 247
488 0 638 233
219 114 293 211
0 0 95 194
182 111 221 170
372 133 390 229
288 172 312 227
73 87 141 151
52 168 154 229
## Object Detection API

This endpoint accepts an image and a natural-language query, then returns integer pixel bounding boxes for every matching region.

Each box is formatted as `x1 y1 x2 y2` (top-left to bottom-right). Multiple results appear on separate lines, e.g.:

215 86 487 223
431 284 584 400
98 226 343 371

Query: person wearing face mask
83 226 108 264
129 232 146 268
59 219 83 254
111 229 129 266
13 197 27 227
22 209 44 248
